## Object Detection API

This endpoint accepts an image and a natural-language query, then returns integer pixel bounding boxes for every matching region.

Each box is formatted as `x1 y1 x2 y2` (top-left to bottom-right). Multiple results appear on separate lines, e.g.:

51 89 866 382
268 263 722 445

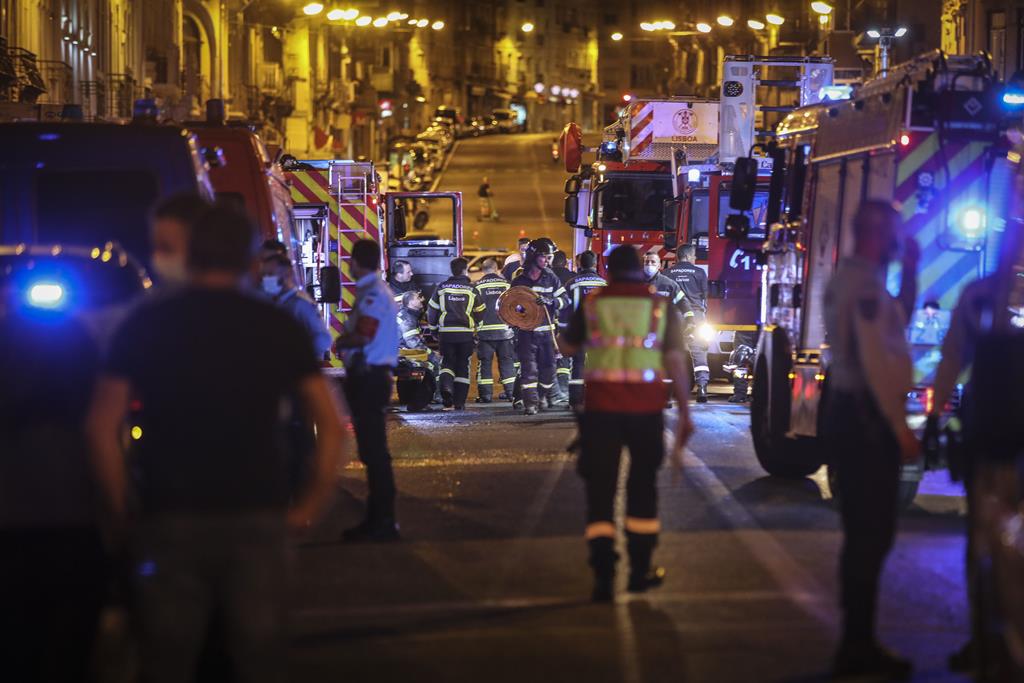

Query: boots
696 382 708 403
588 537 619 602
626 531 665 593
728 377 749 403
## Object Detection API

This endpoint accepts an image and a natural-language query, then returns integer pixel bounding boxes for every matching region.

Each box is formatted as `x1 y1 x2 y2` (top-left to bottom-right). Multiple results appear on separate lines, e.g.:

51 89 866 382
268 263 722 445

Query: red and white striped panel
629 101 656 158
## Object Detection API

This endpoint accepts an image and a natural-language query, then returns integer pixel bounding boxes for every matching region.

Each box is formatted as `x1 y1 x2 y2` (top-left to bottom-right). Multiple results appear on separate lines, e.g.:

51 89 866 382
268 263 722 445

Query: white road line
429 139 461 192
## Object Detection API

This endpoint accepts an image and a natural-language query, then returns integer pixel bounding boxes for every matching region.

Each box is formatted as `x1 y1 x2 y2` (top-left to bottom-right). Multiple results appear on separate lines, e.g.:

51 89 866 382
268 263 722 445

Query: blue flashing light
958 207 986 238
27 281 65 309
601 140 617 153
1003 91 1024 107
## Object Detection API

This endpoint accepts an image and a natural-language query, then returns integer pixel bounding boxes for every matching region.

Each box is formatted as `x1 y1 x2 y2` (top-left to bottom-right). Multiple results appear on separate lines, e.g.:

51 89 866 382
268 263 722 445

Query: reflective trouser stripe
440 369 455 376
624 517 660 534
585 521 616 539
556 368 571 376
568 379 585 385
454 377 471 384
693 365 710 372
523 382 538 389
539 383 553 389
402 329 419 338
478 379 494 385
501 377 516 384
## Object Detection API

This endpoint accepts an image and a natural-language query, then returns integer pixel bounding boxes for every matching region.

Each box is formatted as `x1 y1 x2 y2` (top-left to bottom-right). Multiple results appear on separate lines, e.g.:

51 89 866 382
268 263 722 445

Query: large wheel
750 352 822 478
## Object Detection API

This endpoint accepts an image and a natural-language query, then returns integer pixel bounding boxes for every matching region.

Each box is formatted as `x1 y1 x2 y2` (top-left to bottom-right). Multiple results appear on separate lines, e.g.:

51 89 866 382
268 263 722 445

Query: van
491 108 522 133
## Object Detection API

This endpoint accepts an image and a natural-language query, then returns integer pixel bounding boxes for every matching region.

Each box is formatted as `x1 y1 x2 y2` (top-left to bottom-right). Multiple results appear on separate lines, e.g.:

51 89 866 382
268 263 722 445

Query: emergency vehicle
561 56 835 375
284 158 462 370
745 51 1007 503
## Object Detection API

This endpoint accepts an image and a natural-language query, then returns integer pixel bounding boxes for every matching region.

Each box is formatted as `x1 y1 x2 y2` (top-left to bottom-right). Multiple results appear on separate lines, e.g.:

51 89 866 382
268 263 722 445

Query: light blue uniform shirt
343 272 399 368
277 288 332 360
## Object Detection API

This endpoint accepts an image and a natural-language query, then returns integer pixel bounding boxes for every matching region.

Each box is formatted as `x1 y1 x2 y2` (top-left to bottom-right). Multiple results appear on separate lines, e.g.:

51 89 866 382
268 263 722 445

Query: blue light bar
27 281 65 308
1003 91 1024 107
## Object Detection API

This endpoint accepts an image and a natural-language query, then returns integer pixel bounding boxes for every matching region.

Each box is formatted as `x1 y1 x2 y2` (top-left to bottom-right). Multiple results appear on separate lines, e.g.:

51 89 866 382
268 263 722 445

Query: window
717 190 770 239
596 174 673 230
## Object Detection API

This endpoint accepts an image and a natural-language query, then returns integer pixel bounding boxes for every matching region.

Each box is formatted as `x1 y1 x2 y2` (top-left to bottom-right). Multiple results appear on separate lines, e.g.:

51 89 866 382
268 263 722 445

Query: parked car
416 132 449 160
470 116 498 136
463 248 511 282
491 108 521 133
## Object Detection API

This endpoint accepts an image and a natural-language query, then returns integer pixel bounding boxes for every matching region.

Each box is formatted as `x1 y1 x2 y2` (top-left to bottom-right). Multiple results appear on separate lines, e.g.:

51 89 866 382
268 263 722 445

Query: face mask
151 253 187 285
261 275 283 296
643 264 659 278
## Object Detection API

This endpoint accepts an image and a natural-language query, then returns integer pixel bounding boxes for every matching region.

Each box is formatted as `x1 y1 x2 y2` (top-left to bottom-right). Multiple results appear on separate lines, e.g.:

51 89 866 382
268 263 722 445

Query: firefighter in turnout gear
550 250 575 403
564 250 607 410
510 239 569 415
427 257 486 410
397 290 441 394
388 259 417 304
473 258 517 403
666 245 711 402
559 245 694 602
821 201 919 680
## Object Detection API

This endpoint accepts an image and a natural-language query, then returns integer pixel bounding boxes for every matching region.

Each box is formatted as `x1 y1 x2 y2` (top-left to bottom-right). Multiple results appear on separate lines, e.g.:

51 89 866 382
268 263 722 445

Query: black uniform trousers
343 366 397 524
568 350 586 409
515 330 557 409
476 338 516 400
821 390 900 646
439 337 474 407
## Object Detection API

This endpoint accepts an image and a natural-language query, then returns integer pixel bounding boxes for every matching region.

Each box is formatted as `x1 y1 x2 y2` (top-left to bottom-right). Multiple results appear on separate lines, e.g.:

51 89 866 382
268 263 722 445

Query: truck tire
397 377 432 412
750 353 822 478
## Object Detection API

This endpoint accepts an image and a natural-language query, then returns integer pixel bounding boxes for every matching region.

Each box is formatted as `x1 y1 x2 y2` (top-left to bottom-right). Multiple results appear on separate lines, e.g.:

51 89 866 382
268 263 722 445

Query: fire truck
742 50 1009 502
283 159 462 372
561 56 835 376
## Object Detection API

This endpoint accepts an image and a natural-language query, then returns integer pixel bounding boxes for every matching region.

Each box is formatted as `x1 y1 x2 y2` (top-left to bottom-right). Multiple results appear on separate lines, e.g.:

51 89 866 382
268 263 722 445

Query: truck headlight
697 321 716 343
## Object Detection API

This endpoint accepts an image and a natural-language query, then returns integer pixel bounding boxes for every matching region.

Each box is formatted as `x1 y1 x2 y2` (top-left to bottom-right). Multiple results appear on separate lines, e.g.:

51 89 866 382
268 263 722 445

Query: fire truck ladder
720 55 835 163
330 163 374 315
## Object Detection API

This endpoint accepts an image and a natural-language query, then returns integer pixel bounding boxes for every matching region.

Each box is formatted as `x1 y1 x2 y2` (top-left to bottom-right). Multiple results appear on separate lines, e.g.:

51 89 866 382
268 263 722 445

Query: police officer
563 250 607 410
821 201 919 679
388 259 416 304
334 239 402 541
473 258 517 403
665 245 711 402
428 257 486 410
558 245 694 602
511 239 568 415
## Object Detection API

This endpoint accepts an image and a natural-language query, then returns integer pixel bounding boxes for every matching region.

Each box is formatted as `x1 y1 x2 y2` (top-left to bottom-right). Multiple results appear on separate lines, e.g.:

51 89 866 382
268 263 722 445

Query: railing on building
106 73 141 119
81 78 107 120
0 44 48 103
37 60 72 106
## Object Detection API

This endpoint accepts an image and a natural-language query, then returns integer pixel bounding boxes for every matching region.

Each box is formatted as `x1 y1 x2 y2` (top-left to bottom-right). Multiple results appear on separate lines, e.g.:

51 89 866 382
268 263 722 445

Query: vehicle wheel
750 352 822 478
396 378 414 405
406 378 433 412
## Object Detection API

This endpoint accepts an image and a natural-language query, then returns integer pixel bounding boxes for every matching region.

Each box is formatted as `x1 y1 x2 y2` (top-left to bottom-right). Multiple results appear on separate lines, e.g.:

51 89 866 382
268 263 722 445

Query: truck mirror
662 200 679 233
724 214 750 241
392 203 408 239
319 265 342 304
766 146 786 224
564 176 581 194
564 194 579 225
413 208 429 230
730 157 758 211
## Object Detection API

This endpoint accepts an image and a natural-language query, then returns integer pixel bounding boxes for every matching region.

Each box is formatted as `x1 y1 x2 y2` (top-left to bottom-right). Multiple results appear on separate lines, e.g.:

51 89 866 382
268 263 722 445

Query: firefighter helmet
728 344 756 370
523 238 556 268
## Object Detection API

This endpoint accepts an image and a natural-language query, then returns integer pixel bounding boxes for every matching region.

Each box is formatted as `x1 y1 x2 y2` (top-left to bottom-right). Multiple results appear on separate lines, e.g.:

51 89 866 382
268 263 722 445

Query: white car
491 109 521 133
463 249 510 282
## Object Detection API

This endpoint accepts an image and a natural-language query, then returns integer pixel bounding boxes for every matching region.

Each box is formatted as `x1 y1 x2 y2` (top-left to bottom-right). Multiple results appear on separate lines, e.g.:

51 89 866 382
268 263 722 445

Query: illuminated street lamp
747 19 766 30
386 11 402 21
717 15 735 27
356 15 372 26
811 1 833 14
865 27 909 75
416 18 428 27
611 31 623 41
431 20 445 30
326 8 344 21
696 22 713 33
551 85 562 95
303 2 324 16
640 22 655 31
372 16 388 27
533 82 545 93
341 9 359 20
766 14 785 25
521 22 535 33
660 20 676 30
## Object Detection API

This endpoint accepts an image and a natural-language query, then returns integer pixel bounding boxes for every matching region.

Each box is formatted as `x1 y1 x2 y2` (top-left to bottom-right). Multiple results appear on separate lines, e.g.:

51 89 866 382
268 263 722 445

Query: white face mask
261 275 283 296
151 253 188 285
643 264 659 278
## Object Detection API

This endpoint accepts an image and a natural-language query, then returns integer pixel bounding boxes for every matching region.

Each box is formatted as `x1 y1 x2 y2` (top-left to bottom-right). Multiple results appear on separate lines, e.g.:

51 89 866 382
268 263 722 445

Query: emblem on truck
673 108 699 136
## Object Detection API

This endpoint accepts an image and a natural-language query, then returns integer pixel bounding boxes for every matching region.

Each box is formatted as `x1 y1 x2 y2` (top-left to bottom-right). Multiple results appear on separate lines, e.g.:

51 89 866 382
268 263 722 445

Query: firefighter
511 239 569 415
388 259 417 304
821 201 919 680
724 342 755 404
665 245 711 402
473 258 517 403
558 244 694 602
398 290 441 399
502 237 531 281
550 250 575 402
427 257 486 410
564 250 607 410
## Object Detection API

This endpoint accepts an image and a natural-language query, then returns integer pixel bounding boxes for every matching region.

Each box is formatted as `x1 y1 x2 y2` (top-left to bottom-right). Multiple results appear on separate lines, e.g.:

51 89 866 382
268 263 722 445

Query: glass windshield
596 175 673 231
717 190 770 239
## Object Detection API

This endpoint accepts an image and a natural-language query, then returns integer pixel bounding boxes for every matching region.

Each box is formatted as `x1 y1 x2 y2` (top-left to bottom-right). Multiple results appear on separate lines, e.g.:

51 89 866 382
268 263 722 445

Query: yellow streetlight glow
696 22 713 33
303 2 324 16
355 15 372 26
326 9 343 21
386 11 402 21
766 14 785 25
747 19 766 29
716 15 734 27
431 20 445 30
811 1 833 14
341 9 359 20
610 31 623 41
398 13 408 20
662 20 676 30
416 18 428 27
818 13 829 25
372 16 388 27
521 22 534 32
640 22 654 31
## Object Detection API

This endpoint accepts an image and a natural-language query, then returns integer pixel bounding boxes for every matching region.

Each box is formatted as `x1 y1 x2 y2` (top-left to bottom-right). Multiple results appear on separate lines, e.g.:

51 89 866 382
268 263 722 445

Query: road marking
664 416 838 631
429 139 462 192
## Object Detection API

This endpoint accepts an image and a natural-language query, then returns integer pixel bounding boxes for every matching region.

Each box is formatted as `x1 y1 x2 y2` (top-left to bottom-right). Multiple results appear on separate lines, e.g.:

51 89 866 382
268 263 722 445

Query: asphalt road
433 132 574 252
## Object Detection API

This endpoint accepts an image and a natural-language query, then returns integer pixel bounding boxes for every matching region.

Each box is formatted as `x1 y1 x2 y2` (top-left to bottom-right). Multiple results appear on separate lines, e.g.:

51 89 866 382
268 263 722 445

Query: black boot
728 378 749 403
626 531 665 593
696 382 708 403
588 537 618 603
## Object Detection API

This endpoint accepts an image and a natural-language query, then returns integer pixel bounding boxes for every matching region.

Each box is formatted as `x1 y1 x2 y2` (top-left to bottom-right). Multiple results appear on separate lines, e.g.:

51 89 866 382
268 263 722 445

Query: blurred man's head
393 259 413 283
351 239 381 279
450 257 469 277
518 237 531 258
577 250 597 271
853 200 902 268
151 193 210 284
260 239 288 263
402 289 424 311
923 300 941 318
188 205 257 282
607 245 643 282
259 253 293 296
643 252 661 279
677 244 697 264
482 258 499 274
552 250 568 269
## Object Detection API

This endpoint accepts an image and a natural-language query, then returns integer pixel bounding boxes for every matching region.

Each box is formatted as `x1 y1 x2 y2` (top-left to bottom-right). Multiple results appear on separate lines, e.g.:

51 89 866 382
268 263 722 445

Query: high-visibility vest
583 281 669 413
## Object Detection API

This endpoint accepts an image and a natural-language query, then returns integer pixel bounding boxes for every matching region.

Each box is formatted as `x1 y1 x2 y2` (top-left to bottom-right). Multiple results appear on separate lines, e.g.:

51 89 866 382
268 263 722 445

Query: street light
341 9 359 20
386 11 402 21
747 19 766 30
766 14 785 26
865 27 909 74
521 22 535 32
640 22 655 31
533 82 545 93
302 2 324 16
551 85 562 95
660 20 676 30
611 31 623 41
416 19 428 27
717 15 735 27
811 1 833 14
431 20 445 30
696 22 713 33
327 8 344 21
894 27 908 37
569 88 580 98
818 14 829 26
356 15 372 26
372 17 388 27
